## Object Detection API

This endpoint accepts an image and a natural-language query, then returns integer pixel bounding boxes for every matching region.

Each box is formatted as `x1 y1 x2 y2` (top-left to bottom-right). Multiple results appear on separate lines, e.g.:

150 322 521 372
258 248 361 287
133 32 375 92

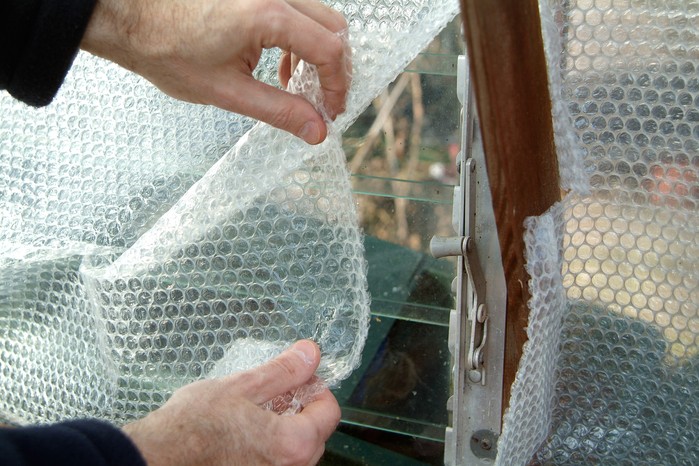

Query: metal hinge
431 55 507 465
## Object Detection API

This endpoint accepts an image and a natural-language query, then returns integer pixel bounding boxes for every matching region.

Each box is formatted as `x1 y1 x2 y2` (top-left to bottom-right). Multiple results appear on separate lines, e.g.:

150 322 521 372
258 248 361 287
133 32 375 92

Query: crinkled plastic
0 0 459 424
497 1 699 464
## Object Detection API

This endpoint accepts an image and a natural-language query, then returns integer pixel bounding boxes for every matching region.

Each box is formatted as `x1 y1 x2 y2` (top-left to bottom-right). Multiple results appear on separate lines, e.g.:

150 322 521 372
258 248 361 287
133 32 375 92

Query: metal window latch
430 55 507 465
430 157 487 384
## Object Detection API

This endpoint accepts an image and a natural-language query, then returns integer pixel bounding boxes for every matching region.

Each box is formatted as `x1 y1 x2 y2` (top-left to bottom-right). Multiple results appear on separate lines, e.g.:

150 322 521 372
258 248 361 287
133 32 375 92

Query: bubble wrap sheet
0 0 459 424
497 1 699 464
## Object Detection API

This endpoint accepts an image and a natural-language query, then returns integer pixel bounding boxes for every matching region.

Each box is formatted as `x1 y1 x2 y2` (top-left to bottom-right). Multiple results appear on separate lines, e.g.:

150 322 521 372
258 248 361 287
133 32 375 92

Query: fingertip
289 339 320 368
297 120 327 145
295 389 341 440
235 341 322 404
279 52 292 88
316 389 341 425
317 34 350 121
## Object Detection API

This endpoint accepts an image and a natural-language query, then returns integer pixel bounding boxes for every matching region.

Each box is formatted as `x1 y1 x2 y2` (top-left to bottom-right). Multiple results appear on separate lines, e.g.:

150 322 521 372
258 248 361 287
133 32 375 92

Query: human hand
81 0 350 145
122 340 341 466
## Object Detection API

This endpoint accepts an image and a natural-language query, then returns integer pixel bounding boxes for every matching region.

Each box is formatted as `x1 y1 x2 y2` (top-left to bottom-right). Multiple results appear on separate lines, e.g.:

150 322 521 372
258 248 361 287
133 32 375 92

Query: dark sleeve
0 419 147 466
0 0 98 107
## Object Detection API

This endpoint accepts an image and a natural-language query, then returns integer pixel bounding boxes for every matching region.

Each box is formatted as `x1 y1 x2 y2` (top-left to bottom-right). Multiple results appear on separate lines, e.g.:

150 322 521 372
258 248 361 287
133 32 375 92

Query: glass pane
339 318 451 429
322 16 463 465
344 72 462 187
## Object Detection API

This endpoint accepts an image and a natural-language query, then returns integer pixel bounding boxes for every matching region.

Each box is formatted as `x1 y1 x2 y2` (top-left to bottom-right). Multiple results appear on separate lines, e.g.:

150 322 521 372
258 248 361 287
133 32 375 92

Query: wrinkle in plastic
0 0 459 424
497 1 699 464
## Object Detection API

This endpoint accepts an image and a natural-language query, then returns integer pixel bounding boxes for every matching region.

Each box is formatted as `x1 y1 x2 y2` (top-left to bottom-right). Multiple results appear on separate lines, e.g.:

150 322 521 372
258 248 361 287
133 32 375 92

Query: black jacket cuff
1 0 98 106
0 419 147 466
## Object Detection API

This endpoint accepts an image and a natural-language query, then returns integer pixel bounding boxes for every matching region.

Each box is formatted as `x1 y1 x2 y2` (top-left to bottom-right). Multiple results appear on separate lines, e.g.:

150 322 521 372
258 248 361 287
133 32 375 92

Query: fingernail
298 121 320 144
291 340 316 366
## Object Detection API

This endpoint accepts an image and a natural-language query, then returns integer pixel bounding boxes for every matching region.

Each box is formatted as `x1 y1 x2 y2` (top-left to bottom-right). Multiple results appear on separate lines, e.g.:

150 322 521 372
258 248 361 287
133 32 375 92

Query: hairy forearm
82 0 143 70
81 0 232 75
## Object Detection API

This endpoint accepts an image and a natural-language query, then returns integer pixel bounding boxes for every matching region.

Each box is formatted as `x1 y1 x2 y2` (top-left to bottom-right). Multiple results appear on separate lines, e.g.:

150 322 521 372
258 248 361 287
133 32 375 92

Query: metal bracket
430 55 507 466
430 158 487 385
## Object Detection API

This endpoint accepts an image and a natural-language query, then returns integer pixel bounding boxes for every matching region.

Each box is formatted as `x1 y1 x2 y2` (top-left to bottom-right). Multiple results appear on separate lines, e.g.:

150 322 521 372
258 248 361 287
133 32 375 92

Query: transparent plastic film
0 0 460 425
81 38 368 408
497 1 699 464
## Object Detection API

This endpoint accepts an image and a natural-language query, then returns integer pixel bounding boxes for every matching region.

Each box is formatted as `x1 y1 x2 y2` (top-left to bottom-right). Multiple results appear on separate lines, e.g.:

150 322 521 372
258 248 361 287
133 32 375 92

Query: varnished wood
460 0 561 418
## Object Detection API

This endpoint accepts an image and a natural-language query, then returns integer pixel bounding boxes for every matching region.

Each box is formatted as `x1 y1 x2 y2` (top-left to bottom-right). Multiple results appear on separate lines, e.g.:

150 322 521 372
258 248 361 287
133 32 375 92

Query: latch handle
429 235 472 260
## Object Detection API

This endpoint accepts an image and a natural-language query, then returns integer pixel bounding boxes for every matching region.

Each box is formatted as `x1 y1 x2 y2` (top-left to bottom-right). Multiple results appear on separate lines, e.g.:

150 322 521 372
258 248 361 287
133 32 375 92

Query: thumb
230 340 321 404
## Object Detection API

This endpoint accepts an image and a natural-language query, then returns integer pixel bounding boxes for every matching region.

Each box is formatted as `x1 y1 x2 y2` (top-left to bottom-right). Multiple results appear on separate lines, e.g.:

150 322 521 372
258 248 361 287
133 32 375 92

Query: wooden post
459 0 561 414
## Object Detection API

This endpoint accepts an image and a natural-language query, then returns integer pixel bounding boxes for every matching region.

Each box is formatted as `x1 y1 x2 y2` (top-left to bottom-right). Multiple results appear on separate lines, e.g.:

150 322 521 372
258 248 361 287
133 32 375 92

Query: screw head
470 430 498 459
468 369 482 383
